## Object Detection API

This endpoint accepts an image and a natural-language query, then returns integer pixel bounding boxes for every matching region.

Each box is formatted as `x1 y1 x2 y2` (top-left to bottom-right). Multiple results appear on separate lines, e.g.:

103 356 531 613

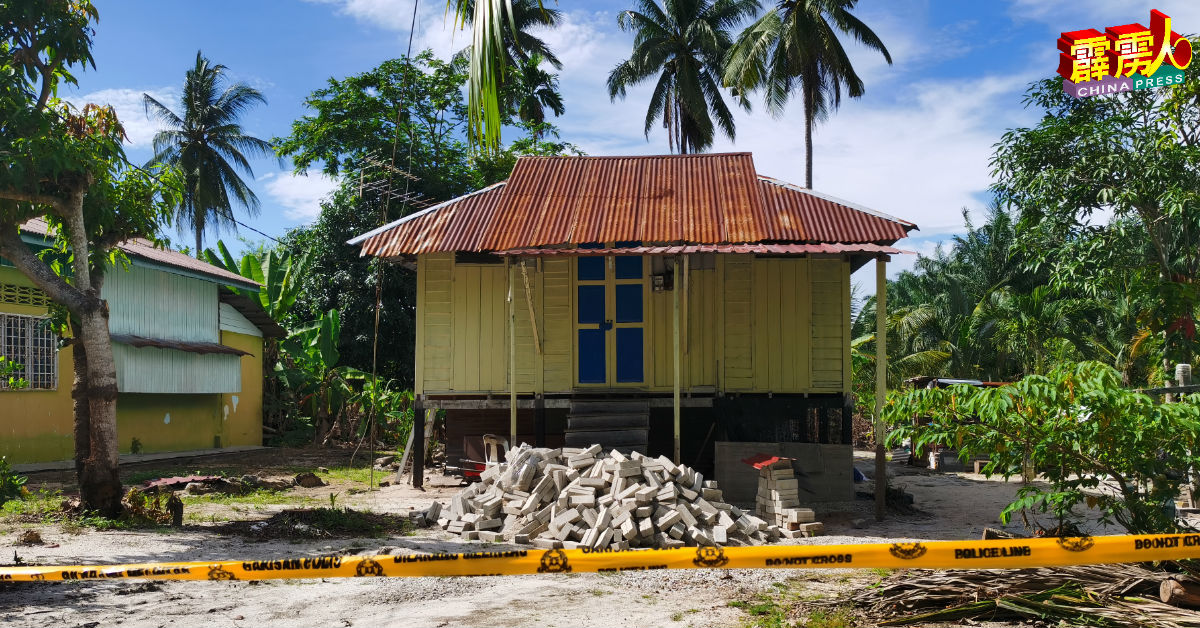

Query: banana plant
203 241 309 323
277 309 366 443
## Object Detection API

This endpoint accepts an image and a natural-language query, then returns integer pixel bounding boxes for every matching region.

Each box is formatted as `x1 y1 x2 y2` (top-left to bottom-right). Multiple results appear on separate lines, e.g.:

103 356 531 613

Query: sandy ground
0 449 1121 628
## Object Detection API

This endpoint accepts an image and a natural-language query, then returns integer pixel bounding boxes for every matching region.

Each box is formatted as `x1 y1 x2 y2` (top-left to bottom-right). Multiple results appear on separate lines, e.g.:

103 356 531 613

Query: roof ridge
516 152 753 160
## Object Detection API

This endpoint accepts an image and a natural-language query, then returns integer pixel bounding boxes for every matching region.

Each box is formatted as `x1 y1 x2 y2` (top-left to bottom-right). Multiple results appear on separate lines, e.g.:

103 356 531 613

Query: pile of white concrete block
755 462 824 538
436 444 782 549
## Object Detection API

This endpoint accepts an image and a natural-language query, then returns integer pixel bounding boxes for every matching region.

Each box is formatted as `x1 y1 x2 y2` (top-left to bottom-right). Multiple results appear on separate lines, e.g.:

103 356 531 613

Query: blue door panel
615 328 644 382
577 257 604 280
615 284 643 323
615 256 642 279
577 285 605 324
579 329 606 383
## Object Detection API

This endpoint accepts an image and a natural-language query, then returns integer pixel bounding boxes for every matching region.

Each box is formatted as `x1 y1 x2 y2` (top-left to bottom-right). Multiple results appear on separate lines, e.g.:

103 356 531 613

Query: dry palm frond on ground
841 565 1200 627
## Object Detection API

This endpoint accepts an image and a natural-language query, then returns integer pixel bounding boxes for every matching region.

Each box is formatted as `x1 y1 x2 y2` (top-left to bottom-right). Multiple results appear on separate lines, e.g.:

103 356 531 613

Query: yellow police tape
3 533 1199 582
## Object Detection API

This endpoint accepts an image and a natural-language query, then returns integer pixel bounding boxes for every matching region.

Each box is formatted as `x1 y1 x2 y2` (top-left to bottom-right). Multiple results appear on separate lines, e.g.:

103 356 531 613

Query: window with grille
0 313 57 390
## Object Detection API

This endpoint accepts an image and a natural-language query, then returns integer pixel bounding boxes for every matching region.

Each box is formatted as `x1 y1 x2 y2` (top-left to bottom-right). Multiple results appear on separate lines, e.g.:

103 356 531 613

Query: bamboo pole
875 256 888 521
673 258 682 464
508 258 517 444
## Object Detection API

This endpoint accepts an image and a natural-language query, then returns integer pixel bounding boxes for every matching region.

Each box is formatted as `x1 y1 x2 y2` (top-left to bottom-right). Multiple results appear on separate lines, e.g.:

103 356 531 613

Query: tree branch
0 188 65 209
0 226 88 313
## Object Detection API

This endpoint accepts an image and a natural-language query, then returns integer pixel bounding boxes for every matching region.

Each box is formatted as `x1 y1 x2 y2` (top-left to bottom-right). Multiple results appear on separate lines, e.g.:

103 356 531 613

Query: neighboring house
352 153 916 505
0 219 284 465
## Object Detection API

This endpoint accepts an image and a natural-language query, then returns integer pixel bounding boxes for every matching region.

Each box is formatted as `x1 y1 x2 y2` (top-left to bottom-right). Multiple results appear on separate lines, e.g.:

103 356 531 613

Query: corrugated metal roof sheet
352 153 917 257
19 218 260 290
492 243 913 256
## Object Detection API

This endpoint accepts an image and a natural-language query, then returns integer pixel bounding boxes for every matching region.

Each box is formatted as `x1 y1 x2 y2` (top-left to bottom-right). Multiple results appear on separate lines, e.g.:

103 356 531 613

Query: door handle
599 320 613 332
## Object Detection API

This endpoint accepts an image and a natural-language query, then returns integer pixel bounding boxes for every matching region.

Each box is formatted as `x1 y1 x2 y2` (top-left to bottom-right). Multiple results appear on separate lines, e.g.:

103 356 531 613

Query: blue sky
65 0 1200 289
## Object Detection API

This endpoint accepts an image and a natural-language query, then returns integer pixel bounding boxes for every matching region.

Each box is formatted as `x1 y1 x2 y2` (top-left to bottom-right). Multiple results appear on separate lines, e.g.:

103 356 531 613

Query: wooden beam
520 260 542 355
508 257 517 443
420 396 716 410
673 257 682 464
874 256 888 521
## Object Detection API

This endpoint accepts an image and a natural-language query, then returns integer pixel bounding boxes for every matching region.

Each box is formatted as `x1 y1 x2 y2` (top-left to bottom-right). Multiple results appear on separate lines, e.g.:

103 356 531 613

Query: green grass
728 595 789 628
316 465 382 484
179 489 317 508
802 608 856 628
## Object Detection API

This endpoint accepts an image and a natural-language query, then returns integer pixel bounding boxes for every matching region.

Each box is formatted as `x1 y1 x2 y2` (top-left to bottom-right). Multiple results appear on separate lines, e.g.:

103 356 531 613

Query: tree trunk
804 84 814 189
76 304 122 517
70 335 91 479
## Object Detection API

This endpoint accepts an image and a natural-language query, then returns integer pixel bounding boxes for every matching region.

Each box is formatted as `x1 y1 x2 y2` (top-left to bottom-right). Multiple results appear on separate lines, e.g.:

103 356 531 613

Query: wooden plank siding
417 253 850 396
810 258 846 391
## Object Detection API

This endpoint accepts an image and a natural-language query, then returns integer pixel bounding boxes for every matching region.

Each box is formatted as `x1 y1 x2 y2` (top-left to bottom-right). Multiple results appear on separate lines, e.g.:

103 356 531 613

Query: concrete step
567 414 650 430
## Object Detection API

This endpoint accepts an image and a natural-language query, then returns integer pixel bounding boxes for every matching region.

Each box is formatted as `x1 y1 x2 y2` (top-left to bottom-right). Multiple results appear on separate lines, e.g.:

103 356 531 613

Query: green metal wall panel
113 343 241 394
106 264 218 342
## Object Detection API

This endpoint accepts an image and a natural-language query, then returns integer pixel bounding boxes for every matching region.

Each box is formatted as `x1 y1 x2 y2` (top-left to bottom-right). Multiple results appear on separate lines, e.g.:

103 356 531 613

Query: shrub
884 361 1200 534
0 456 28 505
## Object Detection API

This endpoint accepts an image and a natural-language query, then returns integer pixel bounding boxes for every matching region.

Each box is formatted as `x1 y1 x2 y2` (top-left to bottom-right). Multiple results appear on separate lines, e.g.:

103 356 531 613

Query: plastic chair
482 434 509 468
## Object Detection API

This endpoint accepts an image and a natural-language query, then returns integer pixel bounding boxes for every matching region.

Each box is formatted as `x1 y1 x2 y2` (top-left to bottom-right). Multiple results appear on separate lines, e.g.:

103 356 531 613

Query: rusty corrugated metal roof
19 218 260 290
492 243 913 256
350 154 917 257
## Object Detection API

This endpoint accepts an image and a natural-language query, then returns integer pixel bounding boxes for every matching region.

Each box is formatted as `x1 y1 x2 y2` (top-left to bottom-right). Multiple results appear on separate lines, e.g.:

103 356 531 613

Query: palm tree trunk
804 81 814 189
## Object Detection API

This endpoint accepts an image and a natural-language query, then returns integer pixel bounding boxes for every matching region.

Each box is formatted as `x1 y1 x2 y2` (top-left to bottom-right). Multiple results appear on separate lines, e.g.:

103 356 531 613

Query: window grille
0 283 51 308
0 313 58 390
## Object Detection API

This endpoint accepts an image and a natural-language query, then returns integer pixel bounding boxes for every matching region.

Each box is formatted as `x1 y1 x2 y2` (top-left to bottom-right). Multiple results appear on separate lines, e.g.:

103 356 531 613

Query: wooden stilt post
673 257 682 464
508 257 517 444
874 256 888 521
412 394 425 489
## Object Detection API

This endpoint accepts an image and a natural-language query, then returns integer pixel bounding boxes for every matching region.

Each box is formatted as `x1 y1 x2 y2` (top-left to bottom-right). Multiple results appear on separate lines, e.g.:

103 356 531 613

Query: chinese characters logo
1058 10 1192 98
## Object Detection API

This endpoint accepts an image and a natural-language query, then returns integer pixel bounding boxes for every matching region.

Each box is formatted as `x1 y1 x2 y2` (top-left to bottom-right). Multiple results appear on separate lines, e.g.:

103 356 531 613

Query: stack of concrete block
434 443 780 549
755 462 824 539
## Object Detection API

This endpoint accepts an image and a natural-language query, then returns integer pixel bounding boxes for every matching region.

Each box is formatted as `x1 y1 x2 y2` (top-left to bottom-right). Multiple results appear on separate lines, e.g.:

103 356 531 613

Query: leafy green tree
143 51 277 256
0 1 176 515
724 0 891 187
608 0 758 154
885 362 1200 534
277 51 477 200
992 68 1200 369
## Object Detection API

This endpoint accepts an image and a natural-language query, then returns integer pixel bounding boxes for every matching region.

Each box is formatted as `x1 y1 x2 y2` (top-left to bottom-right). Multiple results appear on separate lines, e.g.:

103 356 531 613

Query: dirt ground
0 447 1128 628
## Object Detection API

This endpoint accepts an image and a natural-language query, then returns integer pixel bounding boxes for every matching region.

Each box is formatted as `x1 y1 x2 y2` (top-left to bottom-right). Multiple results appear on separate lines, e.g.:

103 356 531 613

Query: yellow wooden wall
415 254 851 395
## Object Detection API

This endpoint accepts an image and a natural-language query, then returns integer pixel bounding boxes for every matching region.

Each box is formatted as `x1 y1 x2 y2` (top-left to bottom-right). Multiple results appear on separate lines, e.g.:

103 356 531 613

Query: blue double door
576 249 645 386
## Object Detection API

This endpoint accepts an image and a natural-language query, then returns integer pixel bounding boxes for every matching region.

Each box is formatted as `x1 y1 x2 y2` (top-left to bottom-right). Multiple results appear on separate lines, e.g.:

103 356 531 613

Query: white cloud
70 87 174 149
1008 0 1200 29
261 172 340 222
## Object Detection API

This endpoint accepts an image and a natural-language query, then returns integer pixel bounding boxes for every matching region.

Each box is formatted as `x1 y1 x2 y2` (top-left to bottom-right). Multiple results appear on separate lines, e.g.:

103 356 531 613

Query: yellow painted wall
0 268 265 464
416 253 852 396
220 331 263 447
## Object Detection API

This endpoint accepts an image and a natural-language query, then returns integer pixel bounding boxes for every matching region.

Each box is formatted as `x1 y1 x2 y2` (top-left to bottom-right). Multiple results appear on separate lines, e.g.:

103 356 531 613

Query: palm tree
143 51 276 255
608 0 759 154
506 53 565 135
724 0 891 188
453 0 562 152
458 0 563 69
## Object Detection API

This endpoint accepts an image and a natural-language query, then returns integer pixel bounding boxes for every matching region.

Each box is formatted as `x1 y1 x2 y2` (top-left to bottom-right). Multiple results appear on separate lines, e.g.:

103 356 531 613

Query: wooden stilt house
351 153 916 505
